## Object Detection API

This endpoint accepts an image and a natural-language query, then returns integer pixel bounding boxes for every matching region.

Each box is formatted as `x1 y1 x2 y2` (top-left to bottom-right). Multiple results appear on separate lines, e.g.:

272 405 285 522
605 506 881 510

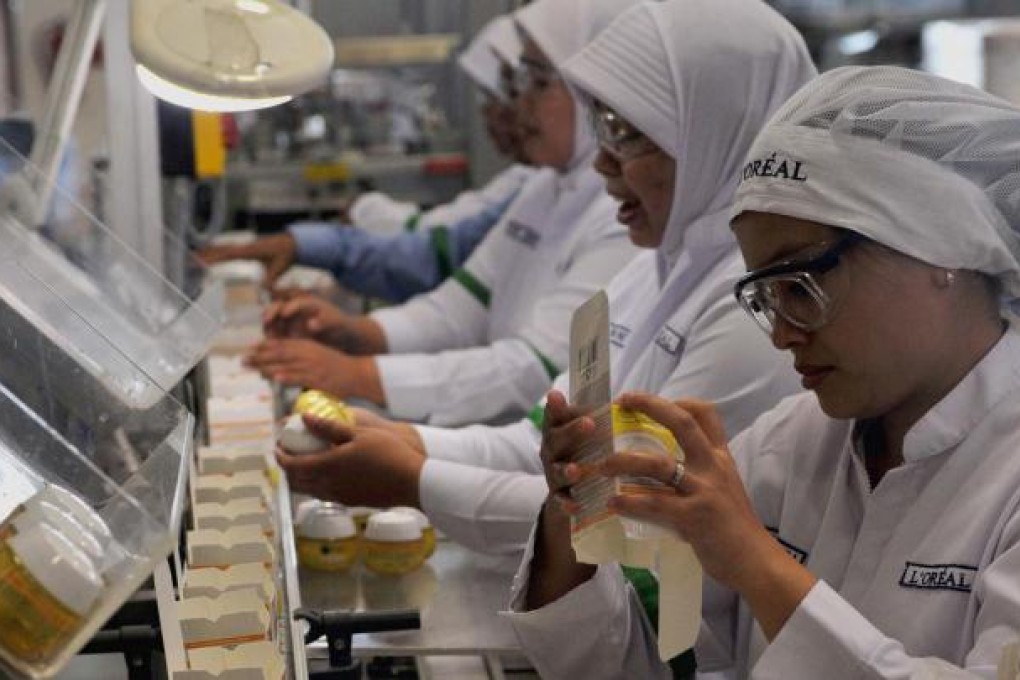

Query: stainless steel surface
277 475 311 680
300 541 521 658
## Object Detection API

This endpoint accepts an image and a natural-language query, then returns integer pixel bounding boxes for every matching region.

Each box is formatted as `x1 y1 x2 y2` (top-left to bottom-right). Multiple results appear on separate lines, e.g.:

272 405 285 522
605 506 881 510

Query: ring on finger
668 460 686 490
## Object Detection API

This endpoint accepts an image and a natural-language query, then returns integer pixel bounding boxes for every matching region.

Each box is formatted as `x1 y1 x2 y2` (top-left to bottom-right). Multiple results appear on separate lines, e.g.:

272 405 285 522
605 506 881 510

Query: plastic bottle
0 521 103 666
612 405 682 541
296 504 358 572
361 511 427 575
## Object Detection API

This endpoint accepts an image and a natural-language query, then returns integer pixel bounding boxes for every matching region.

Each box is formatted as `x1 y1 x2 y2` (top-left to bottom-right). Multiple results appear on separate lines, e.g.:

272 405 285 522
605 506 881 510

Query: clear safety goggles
734 231 864 335
589 101 660 162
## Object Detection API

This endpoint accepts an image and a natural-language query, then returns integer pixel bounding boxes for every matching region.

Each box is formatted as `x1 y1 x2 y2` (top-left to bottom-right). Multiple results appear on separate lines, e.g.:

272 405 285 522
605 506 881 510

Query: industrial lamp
132 0 335 112
6 0 333 227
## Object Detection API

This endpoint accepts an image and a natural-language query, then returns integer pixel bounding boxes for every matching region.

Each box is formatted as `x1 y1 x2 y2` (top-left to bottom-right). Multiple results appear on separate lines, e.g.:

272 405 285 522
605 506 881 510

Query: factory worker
510 65 1020 679
342 12 533 236
198 14 534 301
275 0 813 567
246 0 642 427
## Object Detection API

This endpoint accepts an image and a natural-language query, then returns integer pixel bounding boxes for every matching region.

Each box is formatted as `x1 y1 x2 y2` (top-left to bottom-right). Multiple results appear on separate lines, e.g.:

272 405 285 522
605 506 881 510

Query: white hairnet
515 0 644 168
561 0 816 267
732 65 1020 302
456 15 511 98
488 12 522 67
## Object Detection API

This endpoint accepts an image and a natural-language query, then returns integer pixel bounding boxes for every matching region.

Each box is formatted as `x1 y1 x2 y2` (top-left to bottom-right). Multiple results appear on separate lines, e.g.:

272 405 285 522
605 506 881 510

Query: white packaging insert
193 499 273 535
207 397 274 425
208 424 275 446
209 326 263 357
194 472 272 506
566 291 701 661
182 563 275 606
197 445 269 476
176 641 284 680
209 376 272 400
187 526 275 568
206 356 248 381
177 589 271 649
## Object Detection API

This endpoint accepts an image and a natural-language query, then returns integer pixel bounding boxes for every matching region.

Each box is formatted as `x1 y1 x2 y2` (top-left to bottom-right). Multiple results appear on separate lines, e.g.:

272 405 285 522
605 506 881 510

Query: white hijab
560 0 816 395
515 0 644 172
488 12 523 68
457 16 513 97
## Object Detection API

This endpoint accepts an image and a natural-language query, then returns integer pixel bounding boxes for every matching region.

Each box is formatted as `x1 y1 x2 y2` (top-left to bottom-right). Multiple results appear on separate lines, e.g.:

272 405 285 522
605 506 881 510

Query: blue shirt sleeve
288 193 512 303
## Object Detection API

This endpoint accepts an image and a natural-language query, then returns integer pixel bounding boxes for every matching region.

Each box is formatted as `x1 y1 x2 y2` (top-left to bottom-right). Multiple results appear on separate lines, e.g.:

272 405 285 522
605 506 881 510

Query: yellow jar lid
292 390 355 425
611 404 678 453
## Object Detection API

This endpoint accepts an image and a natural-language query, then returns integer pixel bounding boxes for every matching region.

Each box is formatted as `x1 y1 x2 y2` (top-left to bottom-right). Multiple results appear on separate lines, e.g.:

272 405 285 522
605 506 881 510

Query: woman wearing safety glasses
512 66 1020 678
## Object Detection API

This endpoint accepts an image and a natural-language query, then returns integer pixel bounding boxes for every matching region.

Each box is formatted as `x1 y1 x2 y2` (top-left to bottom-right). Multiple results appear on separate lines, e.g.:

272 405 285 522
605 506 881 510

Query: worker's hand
350 407 426 455
525 390 599 610
243 339 385 404
538 390 601 514
197 233 297 289
276 415 423 507
262 295 352 344
592 393 814 620
270 286 313 303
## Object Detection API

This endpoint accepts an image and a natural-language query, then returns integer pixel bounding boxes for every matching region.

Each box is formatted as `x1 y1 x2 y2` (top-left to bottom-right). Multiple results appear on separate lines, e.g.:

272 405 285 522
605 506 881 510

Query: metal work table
299 539 525 678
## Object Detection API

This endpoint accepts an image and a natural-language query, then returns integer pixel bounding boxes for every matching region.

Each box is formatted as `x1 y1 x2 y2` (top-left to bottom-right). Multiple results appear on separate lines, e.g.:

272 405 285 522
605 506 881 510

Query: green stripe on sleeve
527 343 560 381
452 268 491 307
403 213 422 232
429 226 454 279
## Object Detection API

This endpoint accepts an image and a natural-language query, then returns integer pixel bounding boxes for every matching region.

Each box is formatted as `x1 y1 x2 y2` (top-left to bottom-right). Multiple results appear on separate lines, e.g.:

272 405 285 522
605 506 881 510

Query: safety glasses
589 101 660 162
734 231 865 335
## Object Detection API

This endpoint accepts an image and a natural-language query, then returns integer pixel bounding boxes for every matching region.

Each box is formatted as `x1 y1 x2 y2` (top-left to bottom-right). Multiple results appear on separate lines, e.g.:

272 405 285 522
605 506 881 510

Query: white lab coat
506 322 1020 680
371 157 637 426
348 163 535 235
403 0 814 554
412 225 800 555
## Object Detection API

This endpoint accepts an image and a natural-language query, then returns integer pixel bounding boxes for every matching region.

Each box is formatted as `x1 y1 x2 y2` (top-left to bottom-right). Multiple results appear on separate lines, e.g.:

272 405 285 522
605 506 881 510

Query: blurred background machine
216 0 517 233
764 0 1020 76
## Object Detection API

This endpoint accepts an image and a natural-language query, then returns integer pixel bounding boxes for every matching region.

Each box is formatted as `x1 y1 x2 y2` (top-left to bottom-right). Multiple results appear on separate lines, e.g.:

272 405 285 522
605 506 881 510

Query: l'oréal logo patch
899 562 976 593
655 326 685 356
506 221 541 248
742 152 807 183
609 323 630 349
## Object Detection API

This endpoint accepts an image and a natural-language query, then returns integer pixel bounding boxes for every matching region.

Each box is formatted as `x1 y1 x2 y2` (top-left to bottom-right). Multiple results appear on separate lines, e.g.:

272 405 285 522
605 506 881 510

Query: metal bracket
295 607 421 680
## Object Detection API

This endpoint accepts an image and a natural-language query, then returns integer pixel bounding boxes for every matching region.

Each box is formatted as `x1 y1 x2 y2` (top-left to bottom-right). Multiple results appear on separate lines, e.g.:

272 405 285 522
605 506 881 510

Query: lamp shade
131 0 335 112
